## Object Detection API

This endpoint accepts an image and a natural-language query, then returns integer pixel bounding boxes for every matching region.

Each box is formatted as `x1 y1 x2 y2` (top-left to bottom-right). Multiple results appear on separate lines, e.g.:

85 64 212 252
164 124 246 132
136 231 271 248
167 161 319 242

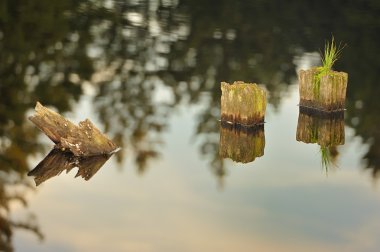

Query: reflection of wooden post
221 81 266 126
299 67 347 111
296 107 345 146
219 122 265 163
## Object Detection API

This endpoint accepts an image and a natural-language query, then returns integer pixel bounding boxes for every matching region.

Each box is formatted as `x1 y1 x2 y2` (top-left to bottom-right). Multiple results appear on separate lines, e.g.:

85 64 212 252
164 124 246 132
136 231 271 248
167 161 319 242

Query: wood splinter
29 102 119 156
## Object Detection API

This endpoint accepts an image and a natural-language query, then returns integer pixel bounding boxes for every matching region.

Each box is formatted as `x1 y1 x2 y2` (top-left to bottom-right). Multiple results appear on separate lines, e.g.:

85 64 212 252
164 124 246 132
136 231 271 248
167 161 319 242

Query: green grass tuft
319 36 345 75
313 36 345 98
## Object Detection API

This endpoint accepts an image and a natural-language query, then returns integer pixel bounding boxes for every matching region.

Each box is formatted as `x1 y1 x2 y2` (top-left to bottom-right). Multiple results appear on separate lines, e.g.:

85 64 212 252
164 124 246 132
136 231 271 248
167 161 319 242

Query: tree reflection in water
89 0 298 178
0 0 89 249
0 175 44 251
1 0 380 247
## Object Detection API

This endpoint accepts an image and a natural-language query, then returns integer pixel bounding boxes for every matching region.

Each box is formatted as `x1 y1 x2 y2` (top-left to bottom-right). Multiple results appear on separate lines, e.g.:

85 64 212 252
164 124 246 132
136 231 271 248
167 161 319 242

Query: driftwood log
29 102 119 156
296 107 345 147
219 122 265 163
299 67 348 111
221 81 266 126
28 148 111 186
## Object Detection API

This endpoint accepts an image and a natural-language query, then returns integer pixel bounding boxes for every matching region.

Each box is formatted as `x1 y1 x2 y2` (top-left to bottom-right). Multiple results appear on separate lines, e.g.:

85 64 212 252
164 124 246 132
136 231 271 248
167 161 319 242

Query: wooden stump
296 107 345 147
221 81 266 126
299 67 348 111
219 122 265 163
29 102 119 156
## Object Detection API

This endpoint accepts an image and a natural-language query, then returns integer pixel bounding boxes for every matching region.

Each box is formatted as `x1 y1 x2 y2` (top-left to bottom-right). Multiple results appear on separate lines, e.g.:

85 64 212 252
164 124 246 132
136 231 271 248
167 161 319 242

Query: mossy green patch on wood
221 81 266 126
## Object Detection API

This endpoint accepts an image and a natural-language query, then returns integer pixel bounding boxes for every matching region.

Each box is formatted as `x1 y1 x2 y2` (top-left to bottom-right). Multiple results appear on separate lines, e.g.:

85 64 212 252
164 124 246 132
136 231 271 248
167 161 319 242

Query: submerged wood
28 148 111 186
299 67 348 111
219 122 265 163
296 107 345 147
221 81 266 126
29 102 118 156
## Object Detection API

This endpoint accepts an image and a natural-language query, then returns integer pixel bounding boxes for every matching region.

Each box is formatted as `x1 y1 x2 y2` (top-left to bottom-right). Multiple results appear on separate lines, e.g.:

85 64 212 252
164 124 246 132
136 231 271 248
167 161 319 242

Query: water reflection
27 149 112 186
89 0 298 177
0 174 43 251
0 0 379 250
296 107 345 170
0 0 378 180
3 0 376 181
0 1 93 244
219 122 265 163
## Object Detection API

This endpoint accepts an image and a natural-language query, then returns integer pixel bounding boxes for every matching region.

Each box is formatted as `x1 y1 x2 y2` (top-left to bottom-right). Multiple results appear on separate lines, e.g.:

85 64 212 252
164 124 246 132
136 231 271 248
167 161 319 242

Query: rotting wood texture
29 102 119 156
221 81 266 126
299 67 348 112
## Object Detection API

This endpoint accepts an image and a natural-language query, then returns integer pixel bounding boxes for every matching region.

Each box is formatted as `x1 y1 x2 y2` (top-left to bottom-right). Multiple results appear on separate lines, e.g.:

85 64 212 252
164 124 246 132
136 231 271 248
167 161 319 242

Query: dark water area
1 0 380 251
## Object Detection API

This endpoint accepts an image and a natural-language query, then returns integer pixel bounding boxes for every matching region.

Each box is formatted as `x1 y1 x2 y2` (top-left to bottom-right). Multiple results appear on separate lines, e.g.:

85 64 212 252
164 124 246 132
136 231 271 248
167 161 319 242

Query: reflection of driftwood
219 122 265 163
221 81 266 126
29 102 118 156
28 149 111 186
299 67 348 111
296 107 345 147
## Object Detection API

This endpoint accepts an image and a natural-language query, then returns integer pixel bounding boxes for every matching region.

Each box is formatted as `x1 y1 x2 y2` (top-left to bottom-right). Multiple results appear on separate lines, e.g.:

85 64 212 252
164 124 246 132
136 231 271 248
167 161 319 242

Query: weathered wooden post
219 122 265 163
298 37 348 112
299 68 348 111
221 81 266 126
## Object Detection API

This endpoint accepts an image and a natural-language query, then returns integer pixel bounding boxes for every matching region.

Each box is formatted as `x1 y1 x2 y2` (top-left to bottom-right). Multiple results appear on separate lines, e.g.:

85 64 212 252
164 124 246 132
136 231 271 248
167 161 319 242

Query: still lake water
1 1 380 251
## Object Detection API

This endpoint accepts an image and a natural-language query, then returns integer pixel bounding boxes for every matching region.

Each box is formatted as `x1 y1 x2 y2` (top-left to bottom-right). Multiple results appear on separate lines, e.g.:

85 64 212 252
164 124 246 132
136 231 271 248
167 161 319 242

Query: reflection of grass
313 36 345 98
309 124 318 143
320 146 331 172
320 146 340 174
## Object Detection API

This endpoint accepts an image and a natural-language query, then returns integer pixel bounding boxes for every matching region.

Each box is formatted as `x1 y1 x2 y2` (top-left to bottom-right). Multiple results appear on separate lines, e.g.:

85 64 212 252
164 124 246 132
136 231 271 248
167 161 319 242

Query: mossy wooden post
221 81 266 126
219 122 265 163
296 107 345 147
299 67 348 111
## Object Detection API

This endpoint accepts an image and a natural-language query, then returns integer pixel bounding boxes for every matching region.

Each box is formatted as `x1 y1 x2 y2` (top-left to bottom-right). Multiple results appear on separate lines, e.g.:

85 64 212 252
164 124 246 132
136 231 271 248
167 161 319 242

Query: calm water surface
1 1 380 251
